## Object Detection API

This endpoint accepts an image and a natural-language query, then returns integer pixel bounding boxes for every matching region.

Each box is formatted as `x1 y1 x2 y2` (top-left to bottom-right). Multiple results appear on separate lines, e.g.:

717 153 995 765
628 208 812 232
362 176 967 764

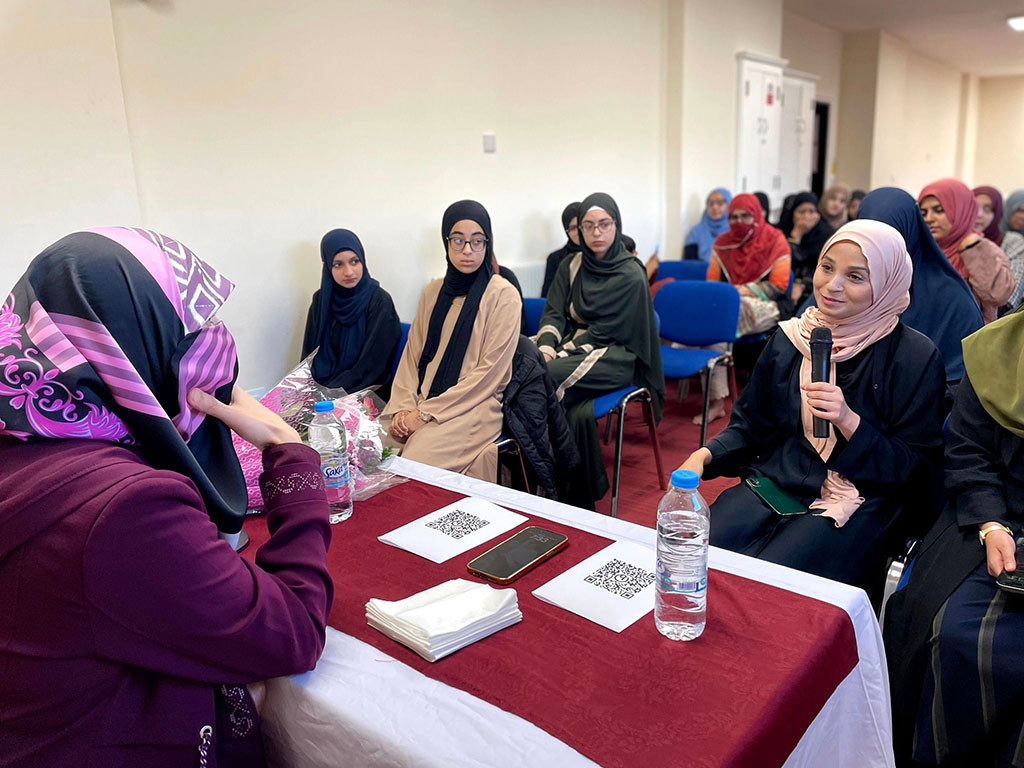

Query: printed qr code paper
378 496 528 563
532 540 657 632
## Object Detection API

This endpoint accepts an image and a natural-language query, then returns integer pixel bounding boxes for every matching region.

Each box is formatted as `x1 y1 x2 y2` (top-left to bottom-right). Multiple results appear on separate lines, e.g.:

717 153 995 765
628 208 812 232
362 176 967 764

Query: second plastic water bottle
308 400 353 523
655 469 710 641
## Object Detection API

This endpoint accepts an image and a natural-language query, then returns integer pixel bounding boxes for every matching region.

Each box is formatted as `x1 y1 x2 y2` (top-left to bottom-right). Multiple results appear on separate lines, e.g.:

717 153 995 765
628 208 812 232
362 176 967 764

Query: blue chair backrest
656 260 709 283
652 281 740 347
523 297 546 336
391 322 411 378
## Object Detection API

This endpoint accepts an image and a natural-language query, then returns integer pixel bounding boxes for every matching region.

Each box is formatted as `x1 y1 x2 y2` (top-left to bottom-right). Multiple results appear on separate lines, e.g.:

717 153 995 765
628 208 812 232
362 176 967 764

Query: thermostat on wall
483 133 497 153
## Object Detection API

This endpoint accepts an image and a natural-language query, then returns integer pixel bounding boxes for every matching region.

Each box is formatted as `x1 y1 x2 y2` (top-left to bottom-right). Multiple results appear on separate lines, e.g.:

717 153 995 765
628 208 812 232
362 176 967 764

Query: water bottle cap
313 400 335 413
670 469 699 490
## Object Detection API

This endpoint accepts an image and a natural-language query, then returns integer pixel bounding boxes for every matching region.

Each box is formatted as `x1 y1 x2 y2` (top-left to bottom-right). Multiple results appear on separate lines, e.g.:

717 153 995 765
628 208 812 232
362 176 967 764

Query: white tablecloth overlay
261 457 895 768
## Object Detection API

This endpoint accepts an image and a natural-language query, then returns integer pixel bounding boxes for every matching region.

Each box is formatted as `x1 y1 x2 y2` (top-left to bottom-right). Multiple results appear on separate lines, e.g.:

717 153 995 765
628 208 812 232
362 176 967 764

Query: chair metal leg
610 403 628 518
644 397 667 490
603 413 613 445
728 358 738 401
700 366 713 447
512 442 530 494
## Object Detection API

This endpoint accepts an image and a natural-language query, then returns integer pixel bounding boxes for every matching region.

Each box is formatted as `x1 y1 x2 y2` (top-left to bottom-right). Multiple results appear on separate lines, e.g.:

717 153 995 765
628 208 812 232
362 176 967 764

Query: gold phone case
467 527 568 585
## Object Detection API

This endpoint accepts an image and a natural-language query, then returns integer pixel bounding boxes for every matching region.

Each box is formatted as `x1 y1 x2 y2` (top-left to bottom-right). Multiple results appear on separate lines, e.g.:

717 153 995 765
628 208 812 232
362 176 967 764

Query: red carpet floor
592 381 739 527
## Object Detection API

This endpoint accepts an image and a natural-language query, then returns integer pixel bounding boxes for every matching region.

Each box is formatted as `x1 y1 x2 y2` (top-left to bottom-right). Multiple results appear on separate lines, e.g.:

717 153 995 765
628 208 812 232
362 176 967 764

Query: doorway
811 101 829 198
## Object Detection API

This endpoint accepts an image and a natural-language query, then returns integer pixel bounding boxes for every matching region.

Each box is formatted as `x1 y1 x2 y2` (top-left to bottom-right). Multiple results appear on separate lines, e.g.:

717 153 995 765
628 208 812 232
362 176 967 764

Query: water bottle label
656 562 706 594
320 459 349 488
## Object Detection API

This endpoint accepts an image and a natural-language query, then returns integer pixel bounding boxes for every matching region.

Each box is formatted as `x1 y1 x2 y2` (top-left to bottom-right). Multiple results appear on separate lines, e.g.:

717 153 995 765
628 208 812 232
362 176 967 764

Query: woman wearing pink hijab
678 220 946 590
919 178 1014 323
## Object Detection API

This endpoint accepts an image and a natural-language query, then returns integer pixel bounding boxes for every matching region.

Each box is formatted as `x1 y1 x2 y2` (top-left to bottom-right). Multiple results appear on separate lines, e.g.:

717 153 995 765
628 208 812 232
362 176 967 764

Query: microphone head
810 327 833 344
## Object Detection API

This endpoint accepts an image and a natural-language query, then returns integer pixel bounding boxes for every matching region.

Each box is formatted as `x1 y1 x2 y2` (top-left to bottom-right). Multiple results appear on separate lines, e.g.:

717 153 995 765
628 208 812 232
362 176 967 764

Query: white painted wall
678 0 784 231
0 0 140 298
781 11 841 191
973 75 1024 195
107 0 665 388
869 32 964 195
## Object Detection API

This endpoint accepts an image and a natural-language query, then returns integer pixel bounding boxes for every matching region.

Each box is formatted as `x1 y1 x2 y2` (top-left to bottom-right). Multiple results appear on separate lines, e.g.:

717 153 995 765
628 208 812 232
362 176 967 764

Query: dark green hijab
575 192 665 419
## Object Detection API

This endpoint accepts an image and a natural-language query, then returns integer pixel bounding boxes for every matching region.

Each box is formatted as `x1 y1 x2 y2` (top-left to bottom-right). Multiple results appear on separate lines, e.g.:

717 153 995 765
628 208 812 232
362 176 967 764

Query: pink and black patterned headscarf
0 227 247 533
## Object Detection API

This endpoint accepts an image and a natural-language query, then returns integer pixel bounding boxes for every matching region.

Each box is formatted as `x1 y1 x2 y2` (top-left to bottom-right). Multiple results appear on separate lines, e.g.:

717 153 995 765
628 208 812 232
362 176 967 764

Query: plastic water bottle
655 469 710 641
308 400 353 523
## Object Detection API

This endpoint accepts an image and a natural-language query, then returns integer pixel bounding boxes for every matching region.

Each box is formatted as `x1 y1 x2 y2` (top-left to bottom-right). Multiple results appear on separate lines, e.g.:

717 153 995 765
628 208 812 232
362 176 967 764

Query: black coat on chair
502 336 580 500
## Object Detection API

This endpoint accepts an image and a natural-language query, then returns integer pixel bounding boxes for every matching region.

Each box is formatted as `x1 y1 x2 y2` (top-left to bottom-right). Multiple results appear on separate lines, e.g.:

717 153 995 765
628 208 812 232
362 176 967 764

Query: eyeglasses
581 219 614 235
566 224 579 234
728 212 754 223
446 236 488 253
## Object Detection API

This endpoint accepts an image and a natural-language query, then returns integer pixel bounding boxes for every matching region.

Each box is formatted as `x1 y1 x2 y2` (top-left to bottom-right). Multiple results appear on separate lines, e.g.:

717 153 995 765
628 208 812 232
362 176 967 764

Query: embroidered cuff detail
260 470 325 504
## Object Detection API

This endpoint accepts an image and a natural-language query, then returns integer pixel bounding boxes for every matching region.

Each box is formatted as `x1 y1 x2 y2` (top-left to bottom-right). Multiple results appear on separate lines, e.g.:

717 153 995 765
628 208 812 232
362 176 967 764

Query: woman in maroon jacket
0 228 333 767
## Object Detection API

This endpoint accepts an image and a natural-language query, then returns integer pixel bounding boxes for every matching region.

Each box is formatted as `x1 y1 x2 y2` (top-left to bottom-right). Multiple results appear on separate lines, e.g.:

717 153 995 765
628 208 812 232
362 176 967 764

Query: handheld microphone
809 327 833 439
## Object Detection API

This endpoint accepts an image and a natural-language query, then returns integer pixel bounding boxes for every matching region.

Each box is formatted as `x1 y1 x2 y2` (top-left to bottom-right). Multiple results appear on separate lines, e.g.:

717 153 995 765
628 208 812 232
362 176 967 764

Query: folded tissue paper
366 579 522 662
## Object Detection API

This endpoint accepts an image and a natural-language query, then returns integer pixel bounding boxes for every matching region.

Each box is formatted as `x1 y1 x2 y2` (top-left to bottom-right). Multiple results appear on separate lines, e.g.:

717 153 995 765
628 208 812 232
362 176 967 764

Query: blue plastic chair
523 297 546 337
592 385 666 518
652 281 741 447
590 310 666 518
390 322 411 379
655 260 709 283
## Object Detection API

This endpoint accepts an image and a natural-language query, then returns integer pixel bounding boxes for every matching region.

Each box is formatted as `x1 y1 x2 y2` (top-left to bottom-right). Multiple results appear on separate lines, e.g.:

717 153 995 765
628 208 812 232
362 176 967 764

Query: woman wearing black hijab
301 229 401 397
778 191 836 302
541 201 583 298
536 192 665 509
382 200 521 480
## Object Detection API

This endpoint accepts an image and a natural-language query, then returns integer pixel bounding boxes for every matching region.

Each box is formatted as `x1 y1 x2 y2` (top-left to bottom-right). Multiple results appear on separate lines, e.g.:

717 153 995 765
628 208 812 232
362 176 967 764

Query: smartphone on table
467 526 568 585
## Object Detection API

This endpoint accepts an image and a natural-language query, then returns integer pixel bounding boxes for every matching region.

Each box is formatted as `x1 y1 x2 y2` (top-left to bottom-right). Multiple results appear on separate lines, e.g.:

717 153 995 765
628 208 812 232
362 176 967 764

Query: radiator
508 261 546 298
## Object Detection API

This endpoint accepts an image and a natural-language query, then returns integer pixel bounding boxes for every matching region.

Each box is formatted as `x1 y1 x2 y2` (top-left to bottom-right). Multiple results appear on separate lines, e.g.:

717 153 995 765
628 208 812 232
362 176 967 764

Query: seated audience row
3 178 1024 765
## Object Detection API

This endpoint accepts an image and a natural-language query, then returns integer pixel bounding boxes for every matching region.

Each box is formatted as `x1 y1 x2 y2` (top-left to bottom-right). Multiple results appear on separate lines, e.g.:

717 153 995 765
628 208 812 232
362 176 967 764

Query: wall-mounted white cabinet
779 69 819 203
735 52 787 216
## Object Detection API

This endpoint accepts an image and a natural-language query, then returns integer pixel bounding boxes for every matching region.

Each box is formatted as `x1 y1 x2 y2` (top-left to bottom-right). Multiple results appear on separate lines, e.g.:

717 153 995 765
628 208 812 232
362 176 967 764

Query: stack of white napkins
366 579 522 662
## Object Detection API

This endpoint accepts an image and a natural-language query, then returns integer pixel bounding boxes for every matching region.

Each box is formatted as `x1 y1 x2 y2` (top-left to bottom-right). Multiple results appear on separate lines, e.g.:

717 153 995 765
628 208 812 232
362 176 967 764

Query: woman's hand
791 282 805 302
801 381 861 440
959 232 982 252
737 285 754 297
389 410 409 439
542 351 555 363
188 386 301 451
404 410 428 436
678 447 712 480
645 254 659 281
982 524 1016 578
389 410 427 440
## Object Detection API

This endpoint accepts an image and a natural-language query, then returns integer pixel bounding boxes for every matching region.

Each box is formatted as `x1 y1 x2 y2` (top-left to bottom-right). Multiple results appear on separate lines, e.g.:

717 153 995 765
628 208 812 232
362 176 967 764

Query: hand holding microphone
802 328 862 440
809 328 832 438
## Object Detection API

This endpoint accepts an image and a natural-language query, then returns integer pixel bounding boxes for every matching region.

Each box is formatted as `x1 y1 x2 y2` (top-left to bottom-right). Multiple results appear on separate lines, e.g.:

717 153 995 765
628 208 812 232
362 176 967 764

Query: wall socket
482 133 497 153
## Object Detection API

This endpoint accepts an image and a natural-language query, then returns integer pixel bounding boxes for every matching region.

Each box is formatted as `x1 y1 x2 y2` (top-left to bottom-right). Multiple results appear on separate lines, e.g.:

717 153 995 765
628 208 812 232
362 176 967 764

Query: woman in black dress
885 307 1024 767
301 229 401 397
679 219 946 590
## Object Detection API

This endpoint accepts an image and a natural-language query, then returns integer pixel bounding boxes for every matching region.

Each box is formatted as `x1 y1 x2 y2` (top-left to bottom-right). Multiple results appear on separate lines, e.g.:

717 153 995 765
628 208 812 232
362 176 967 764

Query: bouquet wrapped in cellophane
234 353 405 512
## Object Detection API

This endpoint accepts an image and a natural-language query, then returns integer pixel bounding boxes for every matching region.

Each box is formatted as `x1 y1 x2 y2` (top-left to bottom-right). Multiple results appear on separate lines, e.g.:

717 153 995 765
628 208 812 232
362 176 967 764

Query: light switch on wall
483 133 497 153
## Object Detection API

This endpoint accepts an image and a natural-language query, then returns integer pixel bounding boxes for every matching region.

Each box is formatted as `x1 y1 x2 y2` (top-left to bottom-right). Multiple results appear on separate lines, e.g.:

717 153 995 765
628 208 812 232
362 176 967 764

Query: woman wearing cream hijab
679 220 946 590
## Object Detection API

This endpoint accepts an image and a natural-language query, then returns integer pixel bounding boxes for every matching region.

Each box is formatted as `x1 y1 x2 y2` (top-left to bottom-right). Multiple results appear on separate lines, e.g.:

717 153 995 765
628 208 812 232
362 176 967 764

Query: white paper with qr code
532 540 657 632
377 497 528 563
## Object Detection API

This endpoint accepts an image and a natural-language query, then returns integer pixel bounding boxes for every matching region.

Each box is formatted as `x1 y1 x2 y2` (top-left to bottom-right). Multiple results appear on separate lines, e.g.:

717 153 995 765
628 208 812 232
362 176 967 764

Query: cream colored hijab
778 220 913 527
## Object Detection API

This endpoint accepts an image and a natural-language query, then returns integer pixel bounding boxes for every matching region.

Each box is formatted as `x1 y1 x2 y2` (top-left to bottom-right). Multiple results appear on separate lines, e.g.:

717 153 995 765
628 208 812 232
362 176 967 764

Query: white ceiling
783 0 1024 77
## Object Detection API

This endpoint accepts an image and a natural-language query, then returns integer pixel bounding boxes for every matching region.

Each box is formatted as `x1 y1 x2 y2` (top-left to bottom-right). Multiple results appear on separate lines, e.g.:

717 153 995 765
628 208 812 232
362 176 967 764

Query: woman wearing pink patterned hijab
678 219 947 590
919 178 1014 322
0 229 333 767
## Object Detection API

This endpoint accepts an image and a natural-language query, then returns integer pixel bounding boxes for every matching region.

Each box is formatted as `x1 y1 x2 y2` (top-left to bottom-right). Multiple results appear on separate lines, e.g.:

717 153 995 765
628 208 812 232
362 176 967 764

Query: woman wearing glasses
699 193 792 424
382 200 521 480
535 192 664 509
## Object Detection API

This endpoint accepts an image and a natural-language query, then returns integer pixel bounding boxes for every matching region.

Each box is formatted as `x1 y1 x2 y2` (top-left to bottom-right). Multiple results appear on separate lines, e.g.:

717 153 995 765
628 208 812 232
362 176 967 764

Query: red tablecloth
243 480 858 768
